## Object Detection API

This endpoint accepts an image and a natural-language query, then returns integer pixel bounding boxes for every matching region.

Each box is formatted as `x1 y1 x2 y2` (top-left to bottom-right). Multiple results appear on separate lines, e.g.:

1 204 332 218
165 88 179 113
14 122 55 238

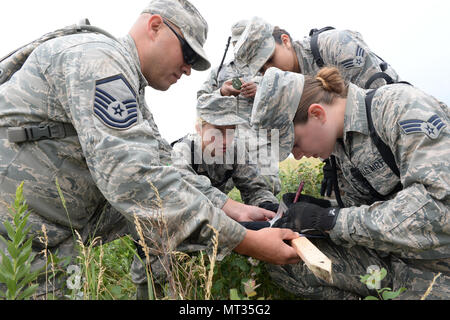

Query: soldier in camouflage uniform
234 18 400 89
171 94 279 213
235 17 403 200
0 0 301 299
251 67 449 299
197 18 281 196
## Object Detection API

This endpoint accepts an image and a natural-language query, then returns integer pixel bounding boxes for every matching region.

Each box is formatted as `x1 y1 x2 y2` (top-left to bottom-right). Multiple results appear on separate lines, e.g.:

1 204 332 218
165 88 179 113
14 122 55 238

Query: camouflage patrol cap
234 16 275 77
197 95 246 126
251 67 305 161
230 20 248 44
142 0 211 71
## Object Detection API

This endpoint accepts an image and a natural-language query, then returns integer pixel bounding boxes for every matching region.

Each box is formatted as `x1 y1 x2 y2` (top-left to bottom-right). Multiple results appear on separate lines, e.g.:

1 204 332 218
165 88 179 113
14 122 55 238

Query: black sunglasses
163 21 199 66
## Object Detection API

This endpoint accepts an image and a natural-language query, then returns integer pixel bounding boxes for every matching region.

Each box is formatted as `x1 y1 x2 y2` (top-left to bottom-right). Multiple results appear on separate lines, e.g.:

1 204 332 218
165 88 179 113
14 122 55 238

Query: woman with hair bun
251 66 449 299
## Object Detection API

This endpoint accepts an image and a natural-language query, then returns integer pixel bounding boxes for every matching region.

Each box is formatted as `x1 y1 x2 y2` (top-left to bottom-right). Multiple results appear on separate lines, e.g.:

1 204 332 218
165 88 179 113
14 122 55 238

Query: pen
293 181 305 203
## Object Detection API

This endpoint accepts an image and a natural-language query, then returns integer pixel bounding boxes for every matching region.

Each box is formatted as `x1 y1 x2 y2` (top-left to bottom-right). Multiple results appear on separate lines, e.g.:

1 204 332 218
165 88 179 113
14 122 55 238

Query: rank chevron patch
93 74 138 130
341 45 365 69
398 114 447 139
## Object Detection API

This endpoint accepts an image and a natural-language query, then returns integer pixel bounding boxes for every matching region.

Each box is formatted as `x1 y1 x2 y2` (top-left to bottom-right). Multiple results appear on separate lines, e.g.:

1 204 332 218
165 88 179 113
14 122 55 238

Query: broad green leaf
17 245 32 266
4 220 16 242
360 274 370 283
364 295 379 300
7 278 17 298
0 234 8 246
229 288 241 300
17 284 39 300
7 241 19 260
382 287 406 300
379 268 388 281
1 253 15 276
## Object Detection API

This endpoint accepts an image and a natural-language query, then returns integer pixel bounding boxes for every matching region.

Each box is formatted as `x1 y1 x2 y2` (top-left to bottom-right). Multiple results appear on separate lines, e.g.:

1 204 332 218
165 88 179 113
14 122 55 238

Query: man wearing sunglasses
0 0 300 299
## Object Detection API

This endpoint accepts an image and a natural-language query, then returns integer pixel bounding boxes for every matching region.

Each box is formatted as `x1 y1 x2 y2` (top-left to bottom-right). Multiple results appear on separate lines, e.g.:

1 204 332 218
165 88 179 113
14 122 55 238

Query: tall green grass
0 158 324 300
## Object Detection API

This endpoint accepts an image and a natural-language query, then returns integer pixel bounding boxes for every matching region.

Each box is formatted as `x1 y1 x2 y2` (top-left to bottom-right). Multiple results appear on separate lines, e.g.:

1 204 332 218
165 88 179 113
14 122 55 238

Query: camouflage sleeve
232 162 278 206
51 40 245 259
319 30 400 89
171 139 229 208
249 75 262 85
196 66 221 99
330 85 450 259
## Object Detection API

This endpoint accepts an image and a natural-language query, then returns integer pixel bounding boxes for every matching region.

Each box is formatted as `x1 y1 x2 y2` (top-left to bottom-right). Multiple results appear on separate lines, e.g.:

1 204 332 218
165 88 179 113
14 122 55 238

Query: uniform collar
293 40 317 76
343 84 369 140
119 35 148 90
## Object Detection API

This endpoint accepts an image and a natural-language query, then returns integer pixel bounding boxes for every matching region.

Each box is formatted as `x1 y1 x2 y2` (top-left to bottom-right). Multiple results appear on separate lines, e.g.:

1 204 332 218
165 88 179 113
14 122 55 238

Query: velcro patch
398 115 446 139
93 74 138 130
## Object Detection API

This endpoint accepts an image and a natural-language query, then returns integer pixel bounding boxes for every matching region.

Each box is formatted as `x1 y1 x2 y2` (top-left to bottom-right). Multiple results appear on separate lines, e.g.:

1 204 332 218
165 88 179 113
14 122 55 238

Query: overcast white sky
2 0 449 143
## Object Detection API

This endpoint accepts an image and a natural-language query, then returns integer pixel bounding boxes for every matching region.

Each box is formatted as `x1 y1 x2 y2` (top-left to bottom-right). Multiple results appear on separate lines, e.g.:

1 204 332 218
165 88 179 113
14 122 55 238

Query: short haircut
272 26 292 44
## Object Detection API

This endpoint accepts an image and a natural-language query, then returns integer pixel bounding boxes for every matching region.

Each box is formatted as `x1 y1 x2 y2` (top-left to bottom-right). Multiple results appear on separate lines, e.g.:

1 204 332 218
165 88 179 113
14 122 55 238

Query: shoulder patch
93 74 138 130
398 114 446 139
341 45 365 69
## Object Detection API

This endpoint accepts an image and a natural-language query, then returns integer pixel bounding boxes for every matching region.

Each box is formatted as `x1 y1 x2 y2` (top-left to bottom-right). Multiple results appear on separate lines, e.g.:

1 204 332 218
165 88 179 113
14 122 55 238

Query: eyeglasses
163 20 199 66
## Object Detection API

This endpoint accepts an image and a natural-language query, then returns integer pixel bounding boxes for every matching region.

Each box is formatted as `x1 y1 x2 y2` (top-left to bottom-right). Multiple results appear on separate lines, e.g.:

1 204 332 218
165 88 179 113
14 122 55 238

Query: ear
281 34 292 48
147 14 164 40
308 104 327 123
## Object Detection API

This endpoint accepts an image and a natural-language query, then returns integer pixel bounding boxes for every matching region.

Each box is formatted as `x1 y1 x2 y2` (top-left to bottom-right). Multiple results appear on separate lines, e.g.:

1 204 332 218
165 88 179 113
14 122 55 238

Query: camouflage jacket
196 61 260 124
329 83 449 260
0 33 246 259
172 133 278 206
295 29 400 89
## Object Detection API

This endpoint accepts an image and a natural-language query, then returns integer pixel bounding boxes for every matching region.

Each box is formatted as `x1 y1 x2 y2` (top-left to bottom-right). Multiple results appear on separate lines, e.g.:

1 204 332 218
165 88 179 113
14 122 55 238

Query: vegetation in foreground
0 158 325 300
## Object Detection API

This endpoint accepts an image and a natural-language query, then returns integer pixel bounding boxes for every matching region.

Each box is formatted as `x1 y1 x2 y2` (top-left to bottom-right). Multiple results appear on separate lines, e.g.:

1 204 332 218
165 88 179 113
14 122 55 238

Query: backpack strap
364 72 395 89
329 155 345 208
365 89 400 177
0 19 117 85
327 87 407 206
170 135 234 187
309 26 335 68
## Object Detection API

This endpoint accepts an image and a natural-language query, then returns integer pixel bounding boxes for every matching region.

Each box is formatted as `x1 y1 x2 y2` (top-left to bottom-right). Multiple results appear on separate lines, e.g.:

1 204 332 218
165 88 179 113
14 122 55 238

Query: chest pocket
347 157 402 203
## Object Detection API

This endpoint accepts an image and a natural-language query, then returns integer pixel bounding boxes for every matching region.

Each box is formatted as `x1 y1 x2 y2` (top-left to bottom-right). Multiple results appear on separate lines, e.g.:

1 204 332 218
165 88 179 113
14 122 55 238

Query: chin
148 80 171 91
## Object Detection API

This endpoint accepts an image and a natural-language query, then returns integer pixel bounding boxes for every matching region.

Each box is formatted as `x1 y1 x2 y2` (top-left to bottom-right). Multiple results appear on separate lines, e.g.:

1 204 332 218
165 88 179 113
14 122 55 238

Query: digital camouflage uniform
252 68 450 299
0 0 247 297
234 19 400 90
171 94 279 206
294 29 400 89
197 18 281 195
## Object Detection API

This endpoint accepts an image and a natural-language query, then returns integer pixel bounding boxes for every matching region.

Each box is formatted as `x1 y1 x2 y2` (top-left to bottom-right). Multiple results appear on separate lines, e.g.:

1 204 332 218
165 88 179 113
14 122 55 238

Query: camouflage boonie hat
234 16 275 77
142 0 211 71
197 95 247 126
251 67 305 161
230 19 248 44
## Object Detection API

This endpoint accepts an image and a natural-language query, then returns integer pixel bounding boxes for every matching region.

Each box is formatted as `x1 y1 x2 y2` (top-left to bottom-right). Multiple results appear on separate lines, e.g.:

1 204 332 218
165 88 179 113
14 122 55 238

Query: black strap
365 90 400 177
328 87 408 205
170 136 185 147
350 167 399 203
171 136 233 187
215 36 232 83
309 26 335 68
364 72 395 89
330 156 345 208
